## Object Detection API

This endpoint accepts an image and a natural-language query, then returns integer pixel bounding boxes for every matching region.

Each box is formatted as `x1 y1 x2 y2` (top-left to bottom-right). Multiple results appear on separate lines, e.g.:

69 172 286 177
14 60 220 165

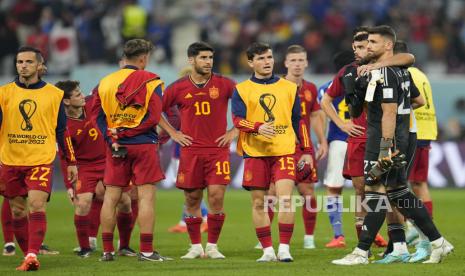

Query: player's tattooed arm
158 115 193 146
357 53 415 76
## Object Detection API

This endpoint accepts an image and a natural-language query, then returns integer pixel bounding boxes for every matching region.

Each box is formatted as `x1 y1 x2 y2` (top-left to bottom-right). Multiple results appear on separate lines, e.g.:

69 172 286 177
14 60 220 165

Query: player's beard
193 64 212 76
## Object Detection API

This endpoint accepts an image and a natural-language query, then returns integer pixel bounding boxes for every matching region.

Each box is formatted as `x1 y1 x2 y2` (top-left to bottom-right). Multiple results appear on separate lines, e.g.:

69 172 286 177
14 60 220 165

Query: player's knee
10 204 27 218
28 198 46 212
75 199 92 215
252 198 265 212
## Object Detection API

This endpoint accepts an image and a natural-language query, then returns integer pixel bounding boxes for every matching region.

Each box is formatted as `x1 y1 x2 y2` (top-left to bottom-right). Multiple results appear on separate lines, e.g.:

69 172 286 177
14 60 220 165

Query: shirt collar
250 74 280 84
14 77 47 89
123 65 139 70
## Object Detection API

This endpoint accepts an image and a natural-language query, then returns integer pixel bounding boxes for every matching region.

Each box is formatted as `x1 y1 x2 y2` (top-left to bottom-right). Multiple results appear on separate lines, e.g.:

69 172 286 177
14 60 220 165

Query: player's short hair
246 42 272 61
286 45 306 57
187 42 214 57
353 33 368 42
16 46 44 63
123 39 154 60
368 25 397 43
333 50 355 71
55 80 80 99
352 26 370 37
394 40 409 54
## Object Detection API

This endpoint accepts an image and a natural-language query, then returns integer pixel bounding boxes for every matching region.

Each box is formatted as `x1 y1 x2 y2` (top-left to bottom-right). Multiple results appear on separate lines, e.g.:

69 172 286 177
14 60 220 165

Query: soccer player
283 45 321 249
0 46 77 271
92 39 169 262
56 80 137 258
232 42 312 262
160 42 237 259
321 26 413 247
332 25 453 265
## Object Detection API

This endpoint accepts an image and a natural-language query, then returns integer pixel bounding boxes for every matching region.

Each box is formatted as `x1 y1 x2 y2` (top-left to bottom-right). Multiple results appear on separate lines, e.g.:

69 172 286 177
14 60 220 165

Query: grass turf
0 188 463 275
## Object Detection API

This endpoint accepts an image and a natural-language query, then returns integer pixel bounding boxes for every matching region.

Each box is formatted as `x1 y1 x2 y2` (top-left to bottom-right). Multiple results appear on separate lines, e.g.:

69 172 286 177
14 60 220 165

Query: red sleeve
226 78 236 99
326 69 344 98
117 86 163 139
233 115 262 133
58 151 73 190
162 83 176 113
299 119 314 154
309 83 321 112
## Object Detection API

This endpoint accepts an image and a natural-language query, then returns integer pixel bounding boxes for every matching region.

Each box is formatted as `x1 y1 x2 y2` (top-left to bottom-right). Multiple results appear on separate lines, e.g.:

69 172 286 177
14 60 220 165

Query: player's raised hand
258 122 276 139
316 140 328 160
341 121 365 137
67 165 78 186
171 130 193 147
216 128 239 147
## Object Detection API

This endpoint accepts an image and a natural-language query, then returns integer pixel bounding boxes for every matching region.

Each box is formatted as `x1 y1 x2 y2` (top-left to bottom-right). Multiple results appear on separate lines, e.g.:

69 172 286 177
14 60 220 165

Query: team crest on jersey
177 172 185 184
209 86 219 99
304 90 312 102
244 170 253 182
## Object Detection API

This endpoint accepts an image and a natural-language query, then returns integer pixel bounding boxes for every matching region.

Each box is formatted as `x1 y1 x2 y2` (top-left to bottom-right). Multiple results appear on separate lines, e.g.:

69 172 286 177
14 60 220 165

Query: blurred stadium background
1 0 464 187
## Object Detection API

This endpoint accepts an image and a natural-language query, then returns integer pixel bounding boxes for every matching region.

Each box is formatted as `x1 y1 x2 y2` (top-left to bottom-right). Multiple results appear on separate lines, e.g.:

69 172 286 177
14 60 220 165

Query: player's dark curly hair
246 42 271 61
187 42 214 57
55 80 80 99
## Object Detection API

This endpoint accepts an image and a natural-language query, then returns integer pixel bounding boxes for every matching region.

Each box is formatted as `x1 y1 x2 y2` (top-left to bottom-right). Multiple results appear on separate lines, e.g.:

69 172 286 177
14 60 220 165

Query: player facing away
232 42 312 262
56 80 137 258
0 46 78 271
283 45 322 249
92 39 170 262
393 41 438 262
332 25 453 265
160 42 237 259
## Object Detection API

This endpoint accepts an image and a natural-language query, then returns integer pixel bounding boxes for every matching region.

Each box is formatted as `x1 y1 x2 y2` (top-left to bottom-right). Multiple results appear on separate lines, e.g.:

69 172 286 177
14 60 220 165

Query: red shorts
242 154 296 190
294 148 318 184
176 149 230 190
0 165 4 195
408 146 430 182
76 162 105 194
2 164 53 198
104 144 165 187
343 140 366 179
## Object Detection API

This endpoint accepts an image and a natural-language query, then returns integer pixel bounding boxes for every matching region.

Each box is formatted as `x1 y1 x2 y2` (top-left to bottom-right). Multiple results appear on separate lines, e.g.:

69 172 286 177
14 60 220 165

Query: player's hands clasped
258 122 276 139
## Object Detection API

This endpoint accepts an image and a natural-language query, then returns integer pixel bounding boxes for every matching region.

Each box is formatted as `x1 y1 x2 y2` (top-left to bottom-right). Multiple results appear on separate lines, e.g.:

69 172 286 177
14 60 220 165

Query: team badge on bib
209 86 219 99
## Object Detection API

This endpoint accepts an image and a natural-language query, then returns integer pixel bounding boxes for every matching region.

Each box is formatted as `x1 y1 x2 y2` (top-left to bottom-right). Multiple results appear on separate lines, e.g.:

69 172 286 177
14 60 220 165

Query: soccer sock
302 196 317 235
388 223 407 254
102 232 114 253
385 231 393 255
140 233 153 254
1 199 14 243
207 213 225 244
355 216 364 240
116 211 132 249
130 200 138 230
89 199 103 238
185 217 202 244
74 214 91 250
28 212 46 255
279 223 294 245
12 216 29 254
387 187 441 241
423 201 433 218
357 192 388 251
327 196 343 238
255 226 272 248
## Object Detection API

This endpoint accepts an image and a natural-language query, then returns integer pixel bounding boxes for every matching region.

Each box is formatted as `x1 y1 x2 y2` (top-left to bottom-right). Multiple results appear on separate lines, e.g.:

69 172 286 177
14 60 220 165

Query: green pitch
0 189 463 275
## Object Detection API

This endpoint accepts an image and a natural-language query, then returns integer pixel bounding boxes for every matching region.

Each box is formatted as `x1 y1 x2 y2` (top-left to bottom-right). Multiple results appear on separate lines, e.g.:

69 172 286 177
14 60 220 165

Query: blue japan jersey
318 81 349 143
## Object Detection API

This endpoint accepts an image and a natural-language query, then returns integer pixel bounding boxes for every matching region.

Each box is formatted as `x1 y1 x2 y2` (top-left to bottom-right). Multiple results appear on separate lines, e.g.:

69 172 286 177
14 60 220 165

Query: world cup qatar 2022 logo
259 93 276 123
19 99 37 131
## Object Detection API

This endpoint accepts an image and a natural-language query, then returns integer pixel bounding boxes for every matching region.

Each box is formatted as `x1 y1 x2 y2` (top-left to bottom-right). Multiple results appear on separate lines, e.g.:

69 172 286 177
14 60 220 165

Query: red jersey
327 64 367 142
162 73 235 152
61 97 106 165
298 79 320 127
